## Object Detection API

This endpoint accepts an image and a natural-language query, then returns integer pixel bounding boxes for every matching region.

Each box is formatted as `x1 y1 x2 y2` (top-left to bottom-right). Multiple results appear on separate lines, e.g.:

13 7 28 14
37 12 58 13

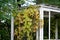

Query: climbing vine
14 6 40 40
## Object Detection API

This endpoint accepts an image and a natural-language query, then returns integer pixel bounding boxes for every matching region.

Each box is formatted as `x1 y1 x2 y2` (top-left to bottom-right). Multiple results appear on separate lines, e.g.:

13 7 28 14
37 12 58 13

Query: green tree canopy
36 0 60 7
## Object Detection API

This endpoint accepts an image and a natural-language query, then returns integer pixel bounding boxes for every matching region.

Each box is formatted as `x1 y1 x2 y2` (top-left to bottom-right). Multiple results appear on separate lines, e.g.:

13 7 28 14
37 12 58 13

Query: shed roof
37 4 60 13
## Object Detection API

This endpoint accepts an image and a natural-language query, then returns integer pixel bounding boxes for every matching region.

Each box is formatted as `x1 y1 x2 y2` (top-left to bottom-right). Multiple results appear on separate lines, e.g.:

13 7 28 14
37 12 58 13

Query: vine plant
14 6 40 40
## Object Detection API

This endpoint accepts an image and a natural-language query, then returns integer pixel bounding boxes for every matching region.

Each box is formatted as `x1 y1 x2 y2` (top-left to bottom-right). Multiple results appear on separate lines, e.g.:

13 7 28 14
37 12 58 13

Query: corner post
11 16 14 40
39 7 44 40
49 11 51 40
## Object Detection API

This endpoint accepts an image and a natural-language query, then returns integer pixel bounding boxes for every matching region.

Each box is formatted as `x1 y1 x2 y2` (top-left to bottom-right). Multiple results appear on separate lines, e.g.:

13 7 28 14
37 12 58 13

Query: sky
21 0 36 7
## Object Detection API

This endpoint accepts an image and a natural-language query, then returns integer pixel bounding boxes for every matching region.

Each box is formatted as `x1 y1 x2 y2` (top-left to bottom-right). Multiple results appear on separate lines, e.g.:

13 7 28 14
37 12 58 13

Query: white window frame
37 5 60 40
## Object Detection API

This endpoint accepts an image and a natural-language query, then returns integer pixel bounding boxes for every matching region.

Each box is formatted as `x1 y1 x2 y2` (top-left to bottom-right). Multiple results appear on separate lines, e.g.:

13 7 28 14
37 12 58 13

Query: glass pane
58 18 60 39
44 11 49 39
50 17 55 39
50 12 60 39
56 13 60 39
50 12 56 39
44 11 58 40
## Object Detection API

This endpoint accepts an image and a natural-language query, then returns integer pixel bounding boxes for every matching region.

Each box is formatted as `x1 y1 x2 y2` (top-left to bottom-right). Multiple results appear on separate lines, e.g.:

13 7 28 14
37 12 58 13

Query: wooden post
55 19 58 40
39 7 44 40
49 11 51 40
36 29 38 40
11 16 14 40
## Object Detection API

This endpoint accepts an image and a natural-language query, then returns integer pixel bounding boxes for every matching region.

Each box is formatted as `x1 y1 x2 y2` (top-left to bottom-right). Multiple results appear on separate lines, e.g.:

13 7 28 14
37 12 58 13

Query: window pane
50 12 56 39
44 11 49 39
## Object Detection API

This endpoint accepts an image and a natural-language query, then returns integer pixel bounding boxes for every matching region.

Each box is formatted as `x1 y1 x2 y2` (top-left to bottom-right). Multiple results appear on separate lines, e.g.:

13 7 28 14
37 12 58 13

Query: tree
36 0 60 7
0 0 25 40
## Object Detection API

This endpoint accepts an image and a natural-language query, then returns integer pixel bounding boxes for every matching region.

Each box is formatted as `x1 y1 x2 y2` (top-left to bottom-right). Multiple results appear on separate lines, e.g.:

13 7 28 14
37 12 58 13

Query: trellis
11 4 60 40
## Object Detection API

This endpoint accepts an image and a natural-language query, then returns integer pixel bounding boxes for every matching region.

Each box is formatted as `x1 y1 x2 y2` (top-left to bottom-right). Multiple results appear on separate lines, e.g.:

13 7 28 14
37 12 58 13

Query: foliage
17 0 25 5
14 5 40 40
0 0 25 20
0 20 11 40
0 0 37 40
0 0 25 40
0 0 12 40
36 0 60 7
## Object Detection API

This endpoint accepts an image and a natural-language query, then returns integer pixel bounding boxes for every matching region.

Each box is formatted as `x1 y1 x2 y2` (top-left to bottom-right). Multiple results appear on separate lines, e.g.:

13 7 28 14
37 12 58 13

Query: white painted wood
42 8 60 13
11 16 14 40
40 4 60 13
36 29 38 40
40 28 43 40
49 11 51 40
55 20 58 40
39 7 44 40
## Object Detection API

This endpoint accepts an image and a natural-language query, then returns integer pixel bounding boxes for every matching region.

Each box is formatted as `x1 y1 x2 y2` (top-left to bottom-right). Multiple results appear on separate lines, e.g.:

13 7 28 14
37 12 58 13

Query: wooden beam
49 11 51 40
11 16 14 40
